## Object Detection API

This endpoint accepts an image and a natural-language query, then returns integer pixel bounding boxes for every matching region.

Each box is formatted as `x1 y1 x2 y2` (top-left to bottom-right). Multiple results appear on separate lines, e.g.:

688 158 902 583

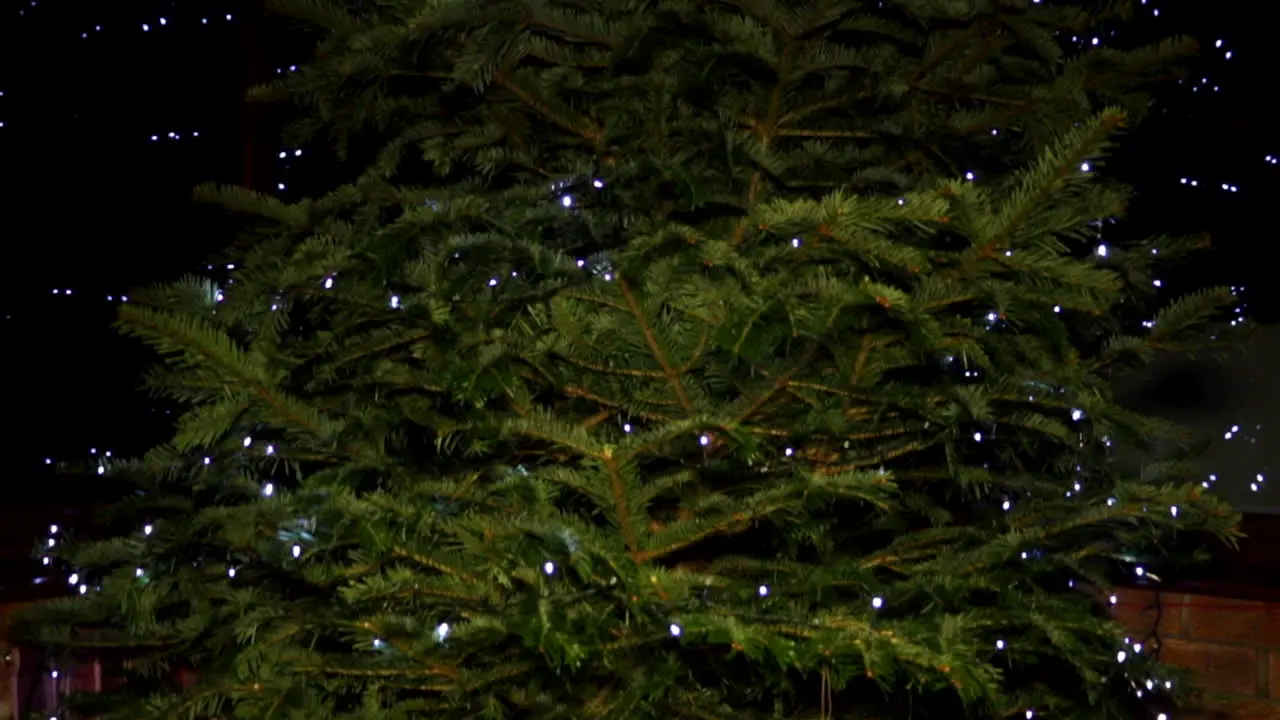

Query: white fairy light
871 596 883 609
435 622 451 642
996 639 1005 650
543 561 556 575
758 585 769 597
669 623 683 637
262 482 274 497
291 544 302 558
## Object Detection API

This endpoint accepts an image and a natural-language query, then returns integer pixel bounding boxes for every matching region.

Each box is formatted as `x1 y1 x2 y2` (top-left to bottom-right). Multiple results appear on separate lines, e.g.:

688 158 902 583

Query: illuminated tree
21 3 1240 719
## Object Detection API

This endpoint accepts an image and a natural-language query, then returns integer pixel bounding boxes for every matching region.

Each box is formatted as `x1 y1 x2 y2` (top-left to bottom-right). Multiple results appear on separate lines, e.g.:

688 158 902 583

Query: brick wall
1115 587 1280 719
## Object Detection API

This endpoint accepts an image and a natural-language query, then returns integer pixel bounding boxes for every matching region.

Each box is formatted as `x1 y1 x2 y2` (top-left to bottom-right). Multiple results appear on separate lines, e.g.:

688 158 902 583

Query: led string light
4 3 1262 719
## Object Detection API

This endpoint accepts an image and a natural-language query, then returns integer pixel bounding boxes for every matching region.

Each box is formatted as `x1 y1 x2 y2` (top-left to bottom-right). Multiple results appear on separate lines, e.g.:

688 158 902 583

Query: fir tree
20 2 1242 719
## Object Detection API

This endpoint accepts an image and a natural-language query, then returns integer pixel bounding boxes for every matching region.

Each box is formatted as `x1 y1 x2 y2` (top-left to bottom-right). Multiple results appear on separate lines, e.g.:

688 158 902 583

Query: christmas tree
19 2 1243 719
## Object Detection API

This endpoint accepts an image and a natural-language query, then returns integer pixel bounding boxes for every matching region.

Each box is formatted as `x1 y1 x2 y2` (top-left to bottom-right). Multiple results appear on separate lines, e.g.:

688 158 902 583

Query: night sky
1 0 1277 526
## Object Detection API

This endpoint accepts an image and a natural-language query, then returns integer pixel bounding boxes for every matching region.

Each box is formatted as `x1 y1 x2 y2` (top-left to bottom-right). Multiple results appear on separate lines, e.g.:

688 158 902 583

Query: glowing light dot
135 568 144 577
242 436 252 447
68 574 79 585
262 483 274 497
973 432 983 442
1116 650 1127 662
228 568 236 577
785 447 794 456
699 435 710 446
543 561 556 575
144 524 153 535
1109 594 1117 605
561 195 573 207
291 544 302 558
758 585 769 597
435 622 450 641
669 623 682 637
1096 244 1108 257
871 596 883 609
996 639 1005 650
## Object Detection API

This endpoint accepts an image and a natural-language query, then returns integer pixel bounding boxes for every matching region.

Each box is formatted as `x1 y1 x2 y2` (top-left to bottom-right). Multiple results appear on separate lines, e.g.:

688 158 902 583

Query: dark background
1 0 1277 593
